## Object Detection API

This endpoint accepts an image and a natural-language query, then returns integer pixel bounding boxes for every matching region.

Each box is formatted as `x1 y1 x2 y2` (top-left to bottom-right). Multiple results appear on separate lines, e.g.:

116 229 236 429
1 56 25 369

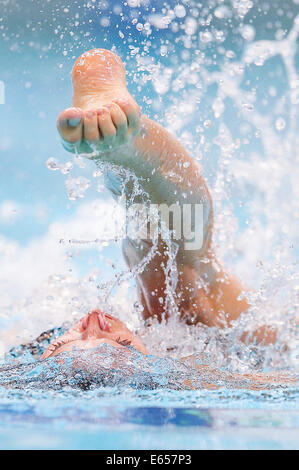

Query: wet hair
7 326 68 359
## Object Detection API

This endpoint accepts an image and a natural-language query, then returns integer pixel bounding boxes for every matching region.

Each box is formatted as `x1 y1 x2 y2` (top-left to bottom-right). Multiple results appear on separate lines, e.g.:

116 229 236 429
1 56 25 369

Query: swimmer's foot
57 49 141 155
57 100 141 155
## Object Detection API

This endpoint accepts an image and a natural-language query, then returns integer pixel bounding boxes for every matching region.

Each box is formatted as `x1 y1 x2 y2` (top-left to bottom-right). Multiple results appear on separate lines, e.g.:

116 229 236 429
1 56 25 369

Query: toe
98 107 117 141
114 98 141 136
107 103 128 140
57 107 83 144
83 109 101 143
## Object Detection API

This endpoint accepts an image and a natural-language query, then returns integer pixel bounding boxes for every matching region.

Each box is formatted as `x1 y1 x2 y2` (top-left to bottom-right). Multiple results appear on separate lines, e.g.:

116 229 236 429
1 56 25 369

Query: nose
82 311 109 339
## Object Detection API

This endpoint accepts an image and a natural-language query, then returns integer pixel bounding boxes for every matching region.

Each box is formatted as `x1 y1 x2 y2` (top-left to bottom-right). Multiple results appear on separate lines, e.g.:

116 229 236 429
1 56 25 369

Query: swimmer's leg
56 49 270 340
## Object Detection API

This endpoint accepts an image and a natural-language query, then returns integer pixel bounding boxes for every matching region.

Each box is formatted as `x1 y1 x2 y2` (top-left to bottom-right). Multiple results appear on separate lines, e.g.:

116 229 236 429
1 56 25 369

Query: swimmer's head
72 49 127 107
41 310 148 360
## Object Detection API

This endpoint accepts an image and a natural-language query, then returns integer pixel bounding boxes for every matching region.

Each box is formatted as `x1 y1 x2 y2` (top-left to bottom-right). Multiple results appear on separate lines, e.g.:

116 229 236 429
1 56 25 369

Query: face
41 310 148 360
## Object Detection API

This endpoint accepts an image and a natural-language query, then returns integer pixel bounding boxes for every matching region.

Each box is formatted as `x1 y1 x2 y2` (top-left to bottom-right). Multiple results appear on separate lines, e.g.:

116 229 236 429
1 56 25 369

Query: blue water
0 0 298 450
0 338 298 449
0 388 298 450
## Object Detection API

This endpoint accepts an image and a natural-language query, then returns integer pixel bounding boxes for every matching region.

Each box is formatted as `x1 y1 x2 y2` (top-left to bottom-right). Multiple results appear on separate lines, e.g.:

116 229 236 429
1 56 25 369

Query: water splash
2 343 297 392
0 0 298 383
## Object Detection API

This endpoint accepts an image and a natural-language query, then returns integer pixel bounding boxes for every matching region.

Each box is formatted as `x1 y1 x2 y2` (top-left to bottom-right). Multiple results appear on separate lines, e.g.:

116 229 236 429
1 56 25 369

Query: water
1 342 299 449
0 0 298 450
1 389 299 450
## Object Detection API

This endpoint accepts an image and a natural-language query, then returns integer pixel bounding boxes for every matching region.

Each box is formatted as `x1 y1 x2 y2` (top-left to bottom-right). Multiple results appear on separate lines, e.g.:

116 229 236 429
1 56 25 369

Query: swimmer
23 48 297 392
40 310 296 391
0 52 296 393
41 310 148 360
56 49 277 346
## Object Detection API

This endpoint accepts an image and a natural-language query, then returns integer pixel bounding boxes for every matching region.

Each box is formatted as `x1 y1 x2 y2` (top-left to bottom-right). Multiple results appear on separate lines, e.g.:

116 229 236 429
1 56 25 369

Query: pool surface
0 388 299 450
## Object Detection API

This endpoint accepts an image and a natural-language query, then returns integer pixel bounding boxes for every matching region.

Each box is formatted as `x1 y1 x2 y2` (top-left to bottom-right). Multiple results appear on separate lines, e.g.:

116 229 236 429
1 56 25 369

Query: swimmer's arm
180 356 298 389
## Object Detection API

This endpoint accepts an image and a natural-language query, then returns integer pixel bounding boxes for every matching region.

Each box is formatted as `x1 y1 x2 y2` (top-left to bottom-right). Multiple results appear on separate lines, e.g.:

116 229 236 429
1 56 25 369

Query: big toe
57 107 83 146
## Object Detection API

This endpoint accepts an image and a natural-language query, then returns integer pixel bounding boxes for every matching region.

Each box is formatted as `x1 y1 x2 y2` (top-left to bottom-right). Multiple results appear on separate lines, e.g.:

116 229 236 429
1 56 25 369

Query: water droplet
275 117 286 131
240 24 255 41
65 176 91 200
77 176 91 191
100 17 110 27
214 6 232 19
160 45 168 57
185 18 197 36
212 98 225 118
200 31 213 43
67 189 77 201
93 170 102 178
233 0 254 18
60 162 73 174
128 0 140 7
74 156 86 168
46 157 60 171
174 5 186 18
129 46 140 56
241 102 254 111
226 50 236 59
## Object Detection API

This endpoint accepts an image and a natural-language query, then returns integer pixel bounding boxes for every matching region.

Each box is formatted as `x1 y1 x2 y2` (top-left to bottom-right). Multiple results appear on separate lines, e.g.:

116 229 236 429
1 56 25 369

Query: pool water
0 0 298 450
0 388 298 450
0 338 298 449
